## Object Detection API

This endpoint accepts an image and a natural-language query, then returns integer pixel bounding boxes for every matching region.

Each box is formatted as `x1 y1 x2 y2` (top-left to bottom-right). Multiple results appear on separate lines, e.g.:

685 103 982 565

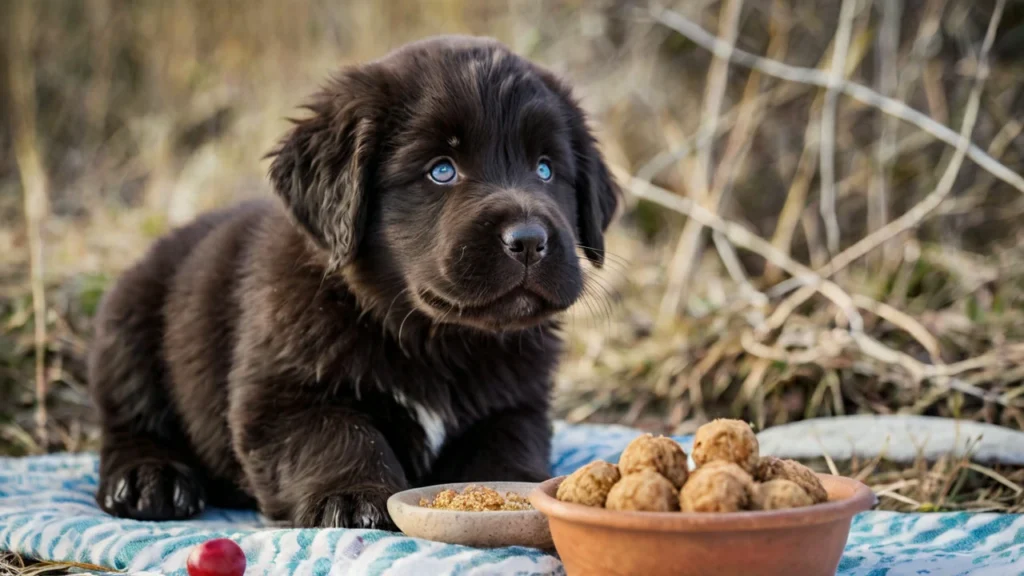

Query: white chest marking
392 391 447 458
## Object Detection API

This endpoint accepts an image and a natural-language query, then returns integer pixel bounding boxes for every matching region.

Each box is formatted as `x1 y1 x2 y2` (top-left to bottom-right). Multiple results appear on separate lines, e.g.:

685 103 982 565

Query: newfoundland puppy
89 35 618 529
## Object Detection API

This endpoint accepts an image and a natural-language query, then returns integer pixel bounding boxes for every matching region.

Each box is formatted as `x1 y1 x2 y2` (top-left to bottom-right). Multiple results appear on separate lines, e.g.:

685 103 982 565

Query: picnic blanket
2 422 1024 575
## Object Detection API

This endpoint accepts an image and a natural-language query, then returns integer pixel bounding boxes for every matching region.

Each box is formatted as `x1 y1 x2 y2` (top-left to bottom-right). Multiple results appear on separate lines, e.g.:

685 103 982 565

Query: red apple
186 538 246 576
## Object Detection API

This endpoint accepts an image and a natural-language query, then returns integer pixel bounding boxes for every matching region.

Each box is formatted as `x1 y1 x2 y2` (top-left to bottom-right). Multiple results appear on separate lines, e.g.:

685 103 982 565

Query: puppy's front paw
295 487 395 530
97 460 205 520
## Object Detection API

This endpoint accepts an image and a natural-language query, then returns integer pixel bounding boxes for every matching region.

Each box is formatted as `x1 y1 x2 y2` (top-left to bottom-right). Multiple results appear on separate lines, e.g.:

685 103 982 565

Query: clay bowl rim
388 481 545 517
530 473 876 533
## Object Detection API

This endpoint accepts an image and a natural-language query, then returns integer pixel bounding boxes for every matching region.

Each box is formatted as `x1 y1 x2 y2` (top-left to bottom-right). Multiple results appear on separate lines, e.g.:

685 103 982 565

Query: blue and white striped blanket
2 423 1023 575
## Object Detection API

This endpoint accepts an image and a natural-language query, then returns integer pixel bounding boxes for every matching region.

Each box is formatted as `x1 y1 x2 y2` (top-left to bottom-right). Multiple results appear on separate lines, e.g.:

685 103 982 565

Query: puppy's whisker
574 243 624 259
574 244 630 266
579 290 612 333
581 277 616 320
576 253 629 274
582 295 609 333
575 257 630 283
574 287 602 326
580 287 613 327
582 273 619 309
583 267 618 291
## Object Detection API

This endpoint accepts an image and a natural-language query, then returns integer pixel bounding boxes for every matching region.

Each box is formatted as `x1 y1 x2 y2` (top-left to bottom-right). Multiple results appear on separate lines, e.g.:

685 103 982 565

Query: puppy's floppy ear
267 68 383 269
537 70 620 267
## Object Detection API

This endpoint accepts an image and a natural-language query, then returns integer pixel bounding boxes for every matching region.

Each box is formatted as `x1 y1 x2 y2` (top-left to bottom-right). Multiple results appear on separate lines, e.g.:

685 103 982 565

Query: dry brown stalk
869 0 902 266
8 0 50 446
659 0 746 323
818 0 859 257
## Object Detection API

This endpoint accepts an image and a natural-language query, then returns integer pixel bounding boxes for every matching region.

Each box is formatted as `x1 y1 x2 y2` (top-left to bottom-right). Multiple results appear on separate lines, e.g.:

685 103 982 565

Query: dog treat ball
680 462 754 513
605 469 680 512
691 419 759 474
753 479 814 510
756 456 828 504
556 460 622 507
617 434 689 488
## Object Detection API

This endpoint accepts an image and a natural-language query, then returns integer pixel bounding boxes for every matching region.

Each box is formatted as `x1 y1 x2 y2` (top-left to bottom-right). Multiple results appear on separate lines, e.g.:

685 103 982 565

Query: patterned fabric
1 422 1022 575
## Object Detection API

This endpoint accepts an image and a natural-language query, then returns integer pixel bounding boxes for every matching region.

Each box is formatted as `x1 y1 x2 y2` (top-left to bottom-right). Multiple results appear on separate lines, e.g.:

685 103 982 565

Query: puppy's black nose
501 223 548 266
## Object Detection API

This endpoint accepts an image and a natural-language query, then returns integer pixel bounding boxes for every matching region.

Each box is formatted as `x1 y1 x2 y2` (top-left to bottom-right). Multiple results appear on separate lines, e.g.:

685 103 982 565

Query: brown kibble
606 469 679 512
692 419 759 474
753 479 815 510
618 434 690 489
556 460 621 507
419 485 533 511
680 462 754 513
756 456 828 504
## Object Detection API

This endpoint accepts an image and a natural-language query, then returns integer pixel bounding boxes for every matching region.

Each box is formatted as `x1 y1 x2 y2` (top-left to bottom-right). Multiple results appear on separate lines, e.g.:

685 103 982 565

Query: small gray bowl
387 482 553 549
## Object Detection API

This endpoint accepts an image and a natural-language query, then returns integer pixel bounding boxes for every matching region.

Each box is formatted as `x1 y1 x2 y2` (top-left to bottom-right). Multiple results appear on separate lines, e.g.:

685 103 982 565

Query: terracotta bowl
530 474 875 576
387 482 553 549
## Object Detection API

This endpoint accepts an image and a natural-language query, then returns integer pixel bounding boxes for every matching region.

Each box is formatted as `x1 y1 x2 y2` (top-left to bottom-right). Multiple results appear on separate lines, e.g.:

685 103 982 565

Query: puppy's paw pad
97 461 204 520
297 490 394 530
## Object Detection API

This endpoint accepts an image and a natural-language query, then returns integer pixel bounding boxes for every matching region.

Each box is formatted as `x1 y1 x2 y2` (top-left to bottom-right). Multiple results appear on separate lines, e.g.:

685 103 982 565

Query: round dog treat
556 460 621 507
755 456 828 504
753 479 815 510
605 469 679 512
679 462 754 513
700 459 755 481
691 419 759 474
618 434 689 488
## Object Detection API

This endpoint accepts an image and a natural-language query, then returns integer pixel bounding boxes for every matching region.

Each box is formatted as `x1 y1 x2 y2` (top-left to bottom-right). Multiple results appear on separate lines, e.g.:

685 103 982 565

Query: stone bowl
387 482 553 549
530 473 875 576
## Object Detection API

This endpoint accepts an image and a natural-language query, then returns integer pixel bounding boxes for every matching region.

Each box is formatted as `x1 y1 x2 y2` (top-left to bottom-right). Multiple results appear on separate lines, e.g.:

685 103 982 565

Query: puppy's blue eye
536 160 553 182
429 160 457 184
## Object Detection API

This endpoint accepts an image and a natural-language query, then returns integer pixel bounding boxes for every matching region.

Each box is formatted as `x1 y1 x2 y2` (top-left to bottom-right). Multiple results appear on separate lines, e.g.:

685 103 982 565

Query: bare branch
869 0 902 265
8 0 50 447
659 0 745 322
820 0 859 256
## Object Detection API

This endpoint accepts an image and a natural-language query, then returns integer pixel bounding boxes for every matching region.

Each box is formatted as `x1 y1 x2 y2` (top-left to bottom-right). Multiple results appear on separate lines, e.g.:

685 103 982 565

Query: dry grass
0 0 1022 516
805 446 1024 513
0 552 119 576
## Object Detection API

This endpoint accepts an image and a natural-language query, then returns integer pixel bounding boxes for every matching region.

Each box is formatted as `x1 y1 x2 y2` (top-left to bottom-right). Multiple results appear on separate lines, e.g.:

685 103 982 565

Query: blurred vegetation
1 0 1023 467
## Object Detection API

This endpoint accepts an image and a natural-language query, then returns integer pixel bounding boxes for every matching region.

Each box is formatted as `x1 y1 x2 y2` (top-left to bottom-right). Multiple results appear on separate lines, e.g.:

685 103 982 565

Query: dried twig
869 0 903 265
659 0 745 322
8 0 50 446
819 0 859 256
766 115 819 283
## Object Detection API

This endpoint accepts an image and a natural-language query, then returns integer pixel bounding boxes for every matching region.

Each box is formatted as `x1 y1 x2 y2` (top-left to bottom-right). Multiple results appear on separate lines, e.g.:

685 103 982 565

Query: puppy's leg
89 269 205 520
232 402 408 529
427 407 551 483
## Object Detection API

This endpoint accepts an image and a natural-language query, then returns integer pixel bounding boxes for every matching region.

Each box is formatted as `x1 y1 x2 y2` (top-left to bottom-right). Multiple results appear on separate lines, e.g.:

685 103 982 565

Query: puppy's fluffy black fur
89 35 619 528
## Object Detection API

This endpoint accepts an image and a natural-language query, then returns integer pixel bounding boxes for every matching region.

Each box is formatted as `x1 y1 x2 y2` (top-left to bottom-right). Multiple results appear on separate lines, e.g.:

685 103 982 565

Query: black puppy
89 35 618 529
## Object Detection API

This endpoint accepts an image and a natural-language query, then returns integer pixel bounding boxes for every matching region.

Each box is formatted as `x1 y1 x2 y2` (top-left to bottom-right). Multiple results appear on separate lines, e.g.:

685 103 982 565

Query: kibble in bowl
388 481 552 549
419 485 533 512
